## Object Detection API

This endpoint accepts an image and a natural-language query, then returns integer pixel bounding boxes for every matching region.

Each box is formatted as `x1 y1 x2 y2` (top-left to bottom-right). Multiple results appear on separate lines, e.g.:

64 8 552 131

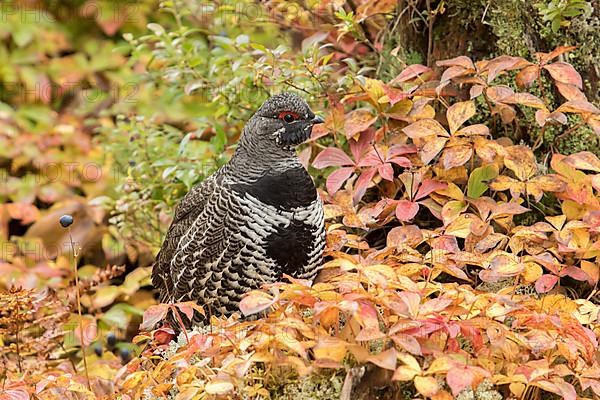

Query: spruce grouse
152 93 326 320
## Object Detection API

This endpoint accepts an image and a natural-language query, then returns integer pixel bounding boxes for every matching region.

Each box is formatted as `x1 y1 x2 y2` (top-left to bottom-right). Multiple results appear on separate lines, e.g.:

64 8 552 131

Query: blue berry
107 332 117 348
59 214 73 228
119 348 131 363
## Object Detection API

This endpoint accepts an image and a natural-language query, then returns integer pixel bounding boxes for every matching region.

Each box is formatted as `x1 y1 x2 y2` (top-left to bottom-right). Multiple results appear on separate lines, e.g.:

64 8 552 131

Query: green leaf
551 17 562 32
467 164 499 198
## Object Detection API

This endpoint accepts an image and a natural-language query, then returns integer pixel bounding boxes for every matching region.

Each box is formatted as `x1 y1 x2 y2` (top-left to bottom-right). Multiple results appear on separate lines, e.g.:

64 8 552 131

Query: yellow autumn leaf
426 357 452 374
522 262 543 283
415 375 440 397
123 371 148 391
205 380 234 395
445 214 473 238
447 101 476 134
503 146 537 181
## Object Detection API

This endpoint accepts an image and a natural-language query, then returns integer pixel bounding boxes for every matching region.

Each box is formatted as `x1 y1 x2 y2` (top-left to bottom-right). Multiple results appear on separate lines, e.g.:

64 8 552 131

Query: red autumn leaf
543 62 583 89
353 167 377 204
309 123 329 141
326 166 354 194
389 144 418 157
392 64 431 83
535 274 559 293
440 66 468 83
486 55 521 83
415 179 447 200
535 109 567 127
446 366 474 396
173 301 204 321
378 163 395 181
298 146 311 169
470 84 485 99
395 200 419 221
349 128 376 160
391 334 422 355
153 327 175 344
563 266 590 282
486 85 514 103
313 148 354 168
437 55 475 70
383 85 409 105
387 224 424 247
140 304 170 331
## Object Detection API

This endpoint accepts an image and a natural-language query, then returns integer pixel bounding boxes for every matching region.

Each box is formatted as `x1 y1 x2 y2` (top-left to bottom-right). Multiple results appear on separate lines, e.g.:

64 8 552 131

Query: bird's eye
278 111 300 123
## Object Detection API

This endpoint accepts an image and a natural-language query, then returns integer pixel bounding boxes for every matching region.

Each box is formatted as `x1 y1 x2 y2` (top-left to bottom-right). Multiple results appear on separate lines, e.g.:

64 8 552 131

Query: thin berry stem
68 229 91 391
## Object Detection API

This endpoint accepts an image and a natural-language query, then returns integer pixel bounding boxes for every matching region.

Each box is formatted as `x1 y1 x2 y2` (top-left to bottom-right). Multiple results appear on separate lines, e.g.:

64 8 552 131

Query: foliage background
0 0 599 399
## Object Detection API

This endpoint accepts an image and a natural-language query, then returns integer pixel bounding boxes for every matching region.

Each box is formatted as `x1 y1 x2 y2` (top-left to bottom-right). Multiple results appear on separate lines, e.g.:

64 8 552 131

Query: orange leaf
503 93 546 109
504 146 537 181
419 136 448 165
403 118 449 139
562 151 600 172
367 348 398 370
442 145 472 169
387 225 424 248
581 261 599 286
516 65 539 88
556 100 600 115
437 56 475 70
486 56 521 82
555 82 586 101
456 124 489 136
344 109 377 138
239 290 276 316
538 46 577 64
543 62 583 89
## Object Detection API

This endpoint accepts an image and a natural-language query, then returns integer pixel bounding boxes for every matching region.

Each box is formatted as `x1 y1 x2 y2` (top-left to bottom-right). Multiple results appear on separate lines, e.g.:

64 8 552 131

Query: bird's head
249 92 324 151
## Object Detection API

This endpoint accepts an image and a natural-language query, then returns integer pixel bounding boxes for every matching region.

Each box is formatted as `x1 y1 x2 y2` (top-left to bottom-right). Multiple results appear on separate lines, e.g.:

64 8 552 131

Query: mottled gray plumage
152 93 325 322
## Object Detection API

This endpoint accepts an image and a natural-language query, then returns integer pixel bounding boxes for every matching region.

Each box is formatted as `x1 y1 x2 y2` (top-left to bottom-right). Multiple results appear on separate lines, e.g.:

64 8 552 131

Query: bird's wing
152 172 223 303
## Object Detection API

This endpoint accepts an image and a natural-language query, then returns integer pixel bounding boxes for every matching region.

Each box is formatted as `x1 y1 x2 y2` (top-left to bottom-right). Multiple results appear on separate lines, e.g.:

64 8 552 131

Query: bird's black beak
311 115 325 125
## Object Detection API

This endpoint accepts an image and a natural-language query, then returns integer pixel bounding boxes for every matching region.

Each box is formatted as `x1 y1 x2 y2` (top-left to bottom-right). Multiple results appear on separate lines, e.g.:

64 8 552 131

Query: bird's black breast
265 220 314 277
231 166 317 209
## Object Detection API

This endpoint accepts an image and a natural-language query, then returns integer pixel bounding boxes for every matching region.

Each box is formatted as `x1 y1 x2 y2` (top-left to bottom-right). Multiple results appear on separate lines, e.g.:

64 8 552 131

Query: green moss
552 124 600 156
270 370 344 400
456 379 502 400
